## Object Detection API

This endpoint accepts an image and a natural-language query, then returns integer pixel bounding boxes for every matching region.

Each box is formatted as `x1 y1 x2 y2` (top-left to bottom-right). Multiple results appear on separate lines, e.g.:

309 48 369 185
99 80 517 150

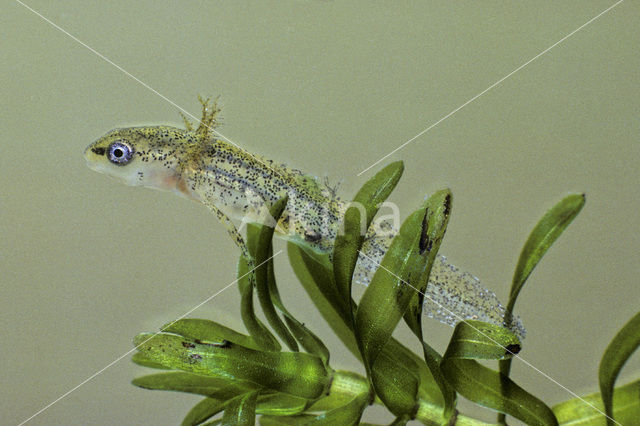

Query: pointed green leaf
355 198 443 416
260 393 368 426
134 373 306 418
370 349 419 417
401 189 456 418
508 193 585 314
403 190 451 331
499 194 585 424
134 333 329 399
222 390 259 426
262 242 329 362
308 392 369 425
386 342 445 411
306 370 370 412
132 352 172 370
333 161 404 316
599 310 640 425
441 321 557 426
162 319 261 351
355 198 431 369
444 320 521 361
246 197 299 351
254 393 308 416
242 197 330 361
288 242 360 360
182 397 226 426
132 371 254 397
237 254 281 351
554 379 640 425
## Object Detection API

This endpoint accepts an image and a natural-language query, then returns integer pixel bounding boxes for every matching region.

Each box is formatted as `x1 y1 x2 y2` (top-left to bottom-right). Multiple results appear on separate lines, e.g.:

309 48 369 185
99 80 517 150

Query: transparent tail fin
354 236 526 339
424 255 526 340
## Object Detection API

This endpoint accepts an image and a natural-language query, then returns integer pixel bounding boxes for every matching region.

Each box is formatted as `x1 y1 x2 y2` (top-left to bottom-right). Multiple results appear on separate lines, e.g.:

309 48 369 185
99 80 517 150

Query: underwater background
3 1 639 424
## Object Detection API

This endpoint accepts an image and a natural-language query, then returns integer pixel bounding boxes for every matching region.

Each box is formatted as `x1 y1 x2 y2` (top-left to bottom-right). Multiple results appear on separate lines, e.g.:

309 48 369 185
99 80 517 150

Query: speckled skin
84 97 525 338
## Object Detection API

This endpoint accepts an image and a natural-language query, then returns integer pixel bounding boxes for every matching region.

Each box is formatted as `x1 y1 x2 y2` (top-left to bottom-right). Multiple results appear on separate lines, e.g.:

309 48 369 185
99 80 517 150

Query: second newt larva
84 97 525 338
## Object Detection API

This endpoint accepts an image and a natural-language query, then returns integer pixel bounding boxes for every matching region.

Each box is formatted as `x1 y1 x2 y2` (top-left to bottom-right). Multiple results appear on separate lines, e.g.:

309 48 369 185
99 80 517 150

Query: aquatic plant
131 162 639 425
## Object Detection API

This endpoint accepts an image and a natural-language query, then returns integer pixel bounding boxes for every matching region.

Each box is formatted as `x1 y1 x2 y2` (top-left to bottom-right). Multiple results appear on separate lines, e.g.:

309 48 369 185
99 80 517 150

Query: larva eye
107 141 133 165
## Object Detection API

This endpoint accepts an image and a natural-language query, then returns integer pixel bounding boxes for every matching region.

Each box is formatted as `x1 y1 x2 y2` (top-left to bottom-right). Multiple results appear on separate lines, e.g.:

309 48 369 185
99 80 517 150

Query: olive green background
2 1 639 424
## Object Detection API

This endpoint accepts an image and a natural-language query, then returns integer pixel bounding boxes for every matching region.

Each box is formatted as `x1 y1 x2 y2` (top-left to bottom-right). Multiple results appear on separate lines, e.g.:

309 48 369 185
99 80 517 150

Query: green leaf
134 333 329 399
288 242 361 360
182 397 226 426
444 320 521 361
333 161 404 316
402 189 451 330
132 371 254 397
260 393 368 426
243 196 330 361
162 319 261 350
222 390 259 426
499 194 585 424
554 379 640 425
132 352 172 370
355 198 443 416
370 349 419 417
254 393 308 416
507 193 585 314
355 199 431 369
306 370 369 412
308 392 369 425
599 311 640 425
401 189 456 418
246 197 300 351
237 253 281 351
441 321 557 426
261 240 330 362
289 240 448 416
133 372 308 418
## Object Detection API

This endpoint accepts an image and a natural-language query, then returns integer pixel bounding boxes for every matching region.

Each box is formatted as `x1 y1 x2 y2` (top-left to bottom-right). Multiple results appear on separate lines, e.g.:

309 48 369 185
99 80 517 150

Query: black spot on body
419 208 430 254
91 147 106 156
505 344 521 355
181 341 196 348
304 230 322 243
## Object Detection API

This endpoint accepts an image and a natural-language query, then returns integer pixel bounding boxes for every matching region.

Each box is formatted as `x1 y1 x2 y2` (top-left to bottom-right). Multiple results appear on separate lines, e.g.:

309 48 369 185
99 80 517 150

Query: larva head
84 126 198 197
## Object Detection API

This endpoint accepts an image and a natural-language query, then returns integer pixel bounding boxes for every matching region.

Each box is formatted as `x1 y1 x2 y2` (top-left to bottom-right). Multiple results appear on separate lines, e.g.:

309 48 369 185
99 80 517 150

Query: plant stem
329 370 497 425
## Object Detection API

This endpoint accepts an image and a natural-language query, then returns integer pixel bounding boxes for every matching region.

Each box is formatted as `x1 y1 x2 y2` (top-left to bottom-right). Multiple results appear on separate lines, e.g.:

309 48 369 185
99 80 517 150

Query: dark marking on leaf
181 341 196 348
419 208 430 254
443 194 451 217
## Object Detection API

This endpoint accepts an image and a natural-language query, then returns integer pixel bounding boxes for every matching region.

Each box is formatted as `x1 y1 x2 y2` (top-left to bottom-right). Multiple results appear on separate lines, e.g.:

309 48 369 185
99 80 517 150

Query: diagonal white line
17 250 282 426
357 0 625 176
356 250 620 425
